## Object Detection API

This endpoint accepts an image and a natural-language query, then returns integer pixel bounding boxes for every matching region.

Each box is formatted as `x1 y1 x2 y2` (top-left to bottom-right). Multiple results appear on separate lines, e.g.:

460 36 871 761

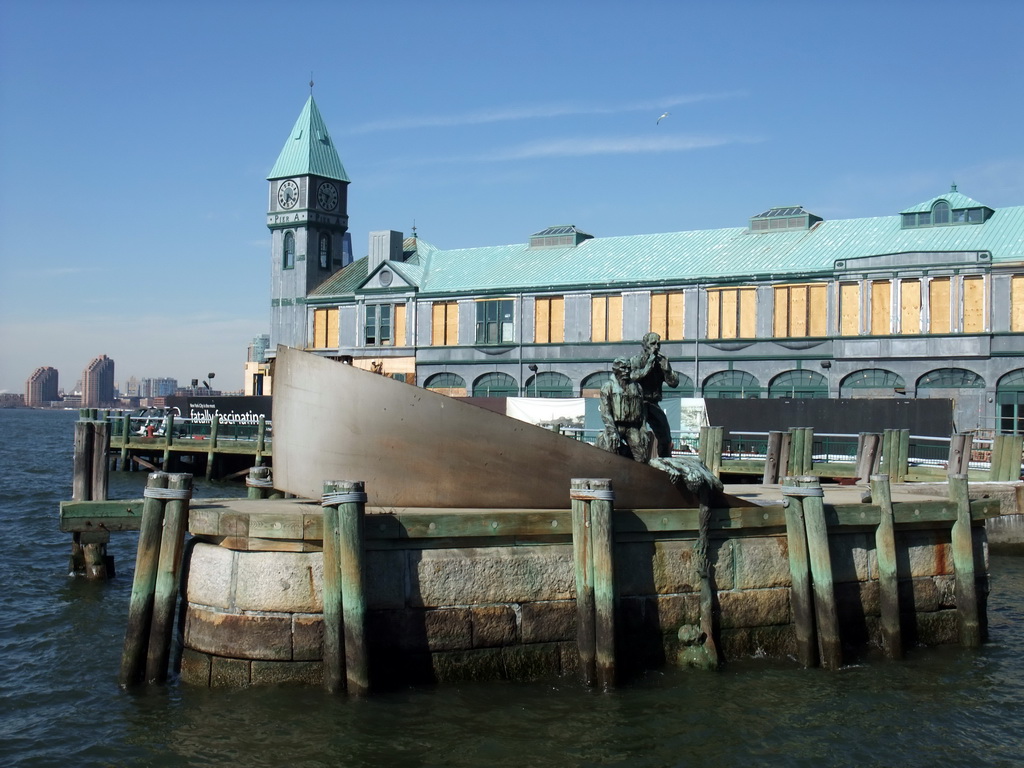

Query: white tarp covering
677 398 710 433
506 397 586 428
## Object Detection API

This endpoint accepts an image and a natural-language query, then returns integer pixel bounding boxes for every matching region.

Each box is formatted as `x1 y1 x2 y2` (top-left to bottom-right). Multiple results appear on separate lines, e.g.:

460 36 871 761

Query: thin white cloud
348 92 743 134
483 134 760 161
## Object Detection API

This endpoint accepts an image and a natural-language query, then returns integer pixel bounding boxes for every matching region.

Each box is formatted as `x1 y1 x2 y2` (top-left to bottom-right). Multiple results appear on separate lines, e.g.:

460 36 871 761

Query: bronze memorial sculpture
596 333 723 668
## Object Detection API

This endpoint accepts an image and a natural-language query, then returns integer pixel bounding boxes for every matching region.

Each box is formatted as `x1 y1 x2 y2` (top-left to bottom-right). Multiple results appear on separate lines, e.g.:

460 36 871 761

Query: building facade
267 99 1024 434
25 366 59 407
81 355 115 408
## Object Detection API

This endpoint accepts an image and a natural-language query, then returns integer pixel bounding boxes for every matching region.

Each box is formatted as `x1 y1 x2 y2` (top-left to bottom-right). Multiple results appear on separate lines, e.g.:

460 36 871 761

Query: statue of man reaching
630 332 679 458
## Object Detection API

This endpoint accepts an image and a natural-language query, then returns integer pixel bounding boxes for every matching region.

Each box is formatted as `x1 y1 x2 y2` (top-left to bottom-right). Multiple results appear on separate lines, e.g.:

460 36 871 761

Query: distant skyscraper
248 334 271 363
82 355 115 407
25 366 59 407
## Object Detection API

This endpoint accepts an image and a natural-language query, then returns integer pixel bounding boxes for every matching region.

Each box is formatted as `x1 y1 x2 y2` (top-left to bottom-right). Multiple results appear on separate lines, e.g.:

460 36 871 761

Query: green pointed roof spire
268 95 350 182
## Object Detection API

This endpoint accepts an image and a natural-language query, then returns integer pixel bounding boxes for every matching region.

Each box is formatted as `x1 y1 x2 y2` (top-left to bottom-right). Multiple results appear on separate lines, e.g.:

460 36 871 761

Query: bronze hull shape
273 347 705 509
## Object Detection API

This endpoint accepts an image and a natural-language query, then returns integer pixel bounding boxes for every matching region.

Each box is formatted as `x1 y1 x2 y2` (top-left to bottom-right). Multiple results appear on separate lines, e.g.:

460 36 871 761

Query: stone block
293 614 323 660
471 605 517 648
251 660 323 686
722 625 798 660
410 546 574 607
367 609 429 652
558 641 580 677
835 580 879 619
185 543 235 610
234 551 322 613
899 577 938 612
179 648 211 686
829 532 871 583
520 601 575 644
914 609 958 646
653 593 701 629
733 536 789 589
424 607 473 651
617 539 734 596
185 605 293 660
432 648 505 682
718 587 789 629
898 530 952 577
501 643 562 681
210 656 250 687
365 550 406 609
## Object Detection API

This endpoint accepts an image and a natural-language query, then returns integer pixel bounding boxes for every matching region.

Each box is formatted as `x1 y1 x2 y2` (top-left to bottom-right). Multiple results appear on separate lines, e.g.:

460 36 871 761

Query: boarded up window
772 283 826 337
394 304 407 347
650 292 685 340
929 277 951 334
962 276 985 333
899 279 921 335
839 282 860 336
592 295 623 342
1012 276 1024 332
312 308 339 349
431 302 458 345
870 280 891 335
707 287 756 339
534 296 565 343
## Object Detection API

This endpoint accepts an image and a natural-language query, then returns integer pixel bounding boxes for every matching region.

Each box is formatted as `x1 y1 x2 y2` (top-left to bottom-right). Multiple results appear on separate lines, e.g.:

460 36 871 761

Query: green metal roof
900 186 990 214
268 96 350 182
311 191 1024 298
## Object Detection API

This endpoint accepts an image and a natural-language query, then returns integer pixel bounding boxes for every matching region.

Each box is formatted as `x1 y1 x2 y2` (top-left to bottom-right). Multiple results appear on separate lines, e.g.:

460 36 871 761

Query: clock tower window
283 231 295 269
319 233 331 269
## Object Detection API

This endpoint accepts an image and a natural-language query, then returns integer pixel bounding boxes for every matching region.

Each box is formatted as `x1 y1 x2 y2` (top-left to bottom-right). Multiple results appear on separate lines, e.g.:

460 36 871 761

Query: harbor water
1 408 1022 767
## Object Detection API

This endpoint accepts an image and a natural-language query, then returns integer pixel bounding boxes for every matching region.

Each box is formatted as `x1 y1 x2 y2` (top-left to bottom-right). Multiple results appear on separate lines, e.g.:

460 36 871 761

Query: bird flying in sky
657 112 670 124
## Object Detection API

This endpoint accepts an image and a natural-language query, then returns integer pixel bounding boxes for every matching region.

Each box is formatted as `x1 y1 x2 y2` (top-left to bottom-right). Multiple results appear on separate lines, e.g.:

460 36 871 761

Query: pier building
266 96 1024 434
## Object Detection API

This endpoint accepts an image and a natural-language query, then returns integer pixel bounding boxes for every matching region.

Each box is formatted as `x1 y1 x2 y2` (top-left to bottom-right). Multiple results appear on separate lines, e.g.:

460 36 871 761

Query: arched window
283 231 295 269
319 233 331 269
703 370 761 399
662 373 696 399
768 370 828 398
840 369 906 398
525 371 573 398
472 372 518 397
424 372 467 397
932 200 950 225
918 368 985 389
580 371 612 398
997 369 1024 435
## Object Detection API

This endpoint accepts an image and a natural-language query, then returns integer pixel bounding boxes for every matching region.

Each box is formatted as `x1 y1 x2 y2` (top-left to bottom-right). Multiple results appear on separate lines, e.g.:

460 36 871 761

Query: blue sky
1 0 1022 394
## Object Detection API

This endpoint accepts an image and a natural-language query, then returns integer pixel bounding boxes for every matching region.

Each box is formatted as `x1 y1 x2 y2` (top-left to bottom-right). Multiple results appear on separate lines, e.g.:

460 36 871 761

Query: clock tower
267 94 350 349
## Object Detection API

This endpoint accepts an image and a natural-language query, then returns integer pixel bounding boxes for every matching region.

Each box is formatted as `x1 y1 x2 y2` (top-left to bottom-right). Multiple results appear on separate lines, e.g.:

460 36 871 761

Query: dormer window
900 186 994 229
529 225 593 249
749 206 822 233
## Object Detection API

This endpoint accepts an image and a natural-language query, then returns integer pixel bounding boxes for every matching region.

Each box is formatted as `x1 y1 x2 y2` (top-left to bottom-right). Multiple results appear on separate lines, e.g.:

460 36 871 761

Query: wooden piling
870 474 902 659
570 479 597 687
145 473 193 683
856 433 882 482
162 413 174 469
322 480 369 695
708 427 723 478
781 477 817 668
799 475 841 670
73 420 94 503
947 432 971 476
119 472 169 687
246 466 274 499
587 479 616 688
948 474 980 647
205 414 220 481
763 431 783 484
778 431 792 479
256 415 267 465
91 420 110 502
120 413 131 469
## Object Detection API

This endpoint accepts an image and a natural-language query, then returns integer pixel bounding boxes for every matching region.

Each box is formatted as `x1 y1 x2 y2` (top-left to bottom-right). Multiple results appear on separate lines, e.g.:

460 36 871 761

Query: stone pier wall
178 523 986 687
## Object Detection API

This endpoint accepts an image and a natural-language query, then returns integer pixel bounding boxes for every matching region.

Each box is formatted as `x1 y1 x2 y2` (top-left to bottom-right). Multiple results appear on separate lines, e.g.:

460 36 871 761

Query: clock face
317 182 338 211
278 180 299 209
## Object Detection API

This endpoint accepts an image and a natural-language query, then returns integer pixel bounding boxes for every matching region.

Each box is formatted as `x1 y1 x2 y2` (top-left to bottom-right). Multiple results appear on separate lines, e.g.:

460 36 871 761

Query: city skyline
1 0 1022 392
